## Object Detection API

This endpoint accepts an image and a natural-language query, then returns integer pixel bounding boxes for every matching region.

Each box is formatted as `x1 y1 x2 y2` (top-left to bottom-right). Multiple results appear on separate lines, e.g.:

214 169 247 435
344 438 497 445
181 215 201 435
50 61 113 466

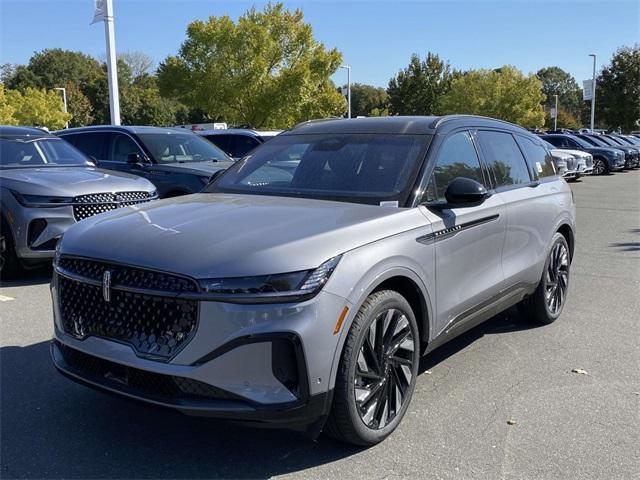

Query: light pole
54 87 68 129
341 65 351 119
554 94 558 130
589 53 596 132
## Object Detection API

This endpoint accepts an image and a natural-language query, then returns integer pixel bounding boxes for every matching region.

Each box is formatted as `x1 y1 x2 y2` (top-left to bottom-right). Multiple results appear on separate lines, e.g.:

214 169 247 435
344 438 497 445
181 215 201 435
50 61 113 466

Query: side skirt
424 282 537 355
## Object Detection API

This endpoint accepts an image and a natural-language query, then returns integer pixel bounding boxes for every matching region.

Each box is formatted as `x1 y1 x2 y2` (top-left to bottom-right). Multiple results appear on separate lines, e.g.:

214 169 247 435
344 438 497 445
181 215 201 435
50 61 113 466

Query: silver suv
51 116 576 445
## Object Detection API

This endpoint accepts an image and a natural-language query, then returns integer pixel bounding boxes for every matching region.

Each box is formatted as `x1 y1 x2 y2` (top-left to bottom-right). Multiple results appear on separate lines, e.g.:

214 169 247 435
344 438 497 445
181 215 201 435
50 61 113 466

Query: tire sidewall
343 292 420 444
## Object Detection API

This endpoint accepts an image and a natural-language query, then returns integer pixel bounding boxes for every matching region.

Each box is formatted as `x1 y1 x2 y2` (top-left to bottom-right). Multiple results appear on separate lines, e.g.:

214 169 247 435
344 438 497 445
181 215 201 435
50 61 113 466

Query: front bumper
51 269 350 429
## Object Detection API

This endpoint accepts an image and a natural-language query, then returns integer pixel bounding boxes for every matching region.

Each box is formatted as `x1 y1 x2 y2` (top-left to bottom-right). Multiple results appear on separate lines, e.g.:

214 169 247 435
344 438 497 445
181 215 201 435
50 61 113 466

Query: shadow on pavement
1 310 539 479
0 266 52 288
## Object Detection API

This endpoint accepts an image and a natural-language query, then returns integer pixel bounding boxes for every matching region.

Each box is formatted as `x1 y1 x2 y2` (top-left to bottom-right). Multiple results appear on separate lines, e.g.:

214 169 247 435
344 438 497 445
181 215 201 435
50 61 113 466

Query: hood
0 167 155 197
153 160 234 177
549 149 574 160
554 148 590 159
59 193 427 278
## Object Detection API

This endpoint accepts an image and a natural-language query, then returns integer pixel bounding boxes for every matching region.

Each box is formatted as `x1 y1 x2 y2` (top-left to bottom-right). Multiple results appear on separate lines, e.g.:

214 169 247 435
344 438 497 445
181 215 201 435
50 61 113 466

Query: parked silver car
51 116 576 445
0 126 157 277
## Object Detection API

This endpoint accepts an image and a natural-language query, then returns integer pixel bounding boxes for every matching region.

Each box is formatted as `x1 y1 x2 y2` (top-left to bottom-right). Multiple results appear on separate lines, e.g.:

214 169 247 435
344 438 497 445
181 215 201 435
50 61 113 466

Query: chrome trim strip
416 213 500 244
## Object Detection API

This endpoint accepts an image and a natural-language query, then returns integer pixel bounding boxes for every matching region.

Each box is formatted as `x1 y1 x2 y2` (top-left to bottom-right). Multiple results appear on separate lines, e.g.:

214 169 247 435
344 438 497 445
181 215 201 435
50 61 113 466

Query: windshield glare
0 137 93 168
206 133 431 205
138 133 230 164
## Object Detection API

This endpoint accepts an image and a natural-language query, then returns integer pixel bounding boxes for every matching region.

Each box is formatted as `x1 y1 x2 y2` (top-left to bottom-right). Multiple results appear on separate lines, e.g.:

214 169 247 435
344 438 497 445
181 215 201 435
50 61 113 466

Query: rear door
476 130 559 289
419 130 506 337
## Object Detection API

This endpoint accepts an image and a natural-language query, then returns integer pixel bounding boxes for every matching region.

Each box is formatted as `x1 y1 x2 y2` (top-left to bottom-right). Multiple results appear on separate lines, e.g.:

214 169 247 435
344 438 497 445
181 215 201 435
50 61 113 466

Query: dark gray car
51 116 576 445
0 126 157 277
56 126 235 198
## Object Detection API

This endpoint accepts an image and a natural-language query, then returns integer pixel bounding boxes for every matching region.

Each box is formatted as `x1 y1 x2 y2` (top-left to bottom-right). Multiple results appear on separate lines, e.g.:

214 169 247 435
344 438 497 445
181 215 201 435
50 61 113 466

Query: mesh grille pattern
58 275 198 359
57 257 198 293
72 191 152 221
57 342 239 401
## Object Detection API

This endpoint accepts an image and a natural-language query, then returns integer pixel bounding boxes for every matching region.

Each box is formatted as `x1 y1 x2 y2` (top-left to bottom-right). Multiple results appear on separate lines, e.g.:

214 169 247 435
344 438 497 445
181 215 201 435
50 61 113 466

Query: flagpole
104 0 120 125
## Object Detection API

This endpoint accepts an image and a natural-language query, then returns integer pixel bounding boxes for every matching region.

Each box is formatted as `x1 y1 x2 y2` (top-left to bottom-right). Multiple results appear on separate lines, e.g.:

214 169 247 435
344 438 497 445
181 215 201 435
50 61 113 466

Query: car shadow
609 242 640 252
0 309 539 479
0 265 52 288
419 306 539 373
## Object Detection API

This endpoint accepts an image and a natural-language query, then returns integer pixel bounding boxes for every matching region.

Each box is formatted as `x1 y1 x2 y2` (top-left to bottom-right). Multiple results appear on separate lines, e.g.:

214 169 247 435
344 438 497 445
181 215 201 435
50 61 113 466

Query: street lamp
54 87 68 129
340 65 351 119
589 54 596 132
554 94 558 131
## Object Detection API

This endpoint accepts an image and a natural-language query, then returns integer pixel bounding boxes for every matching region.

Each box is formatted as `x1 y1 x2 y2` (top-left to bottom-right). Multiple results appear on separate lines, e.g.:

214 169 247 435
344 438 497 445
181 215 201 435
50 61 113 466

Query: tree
64 82 94 127
119 51 155 79
157 3 345 128
3 87 71 129
595 45 640 131
535 66 582 122
545 107 581 130
440 66 545 127
387 52 452 115
0 84 18 125
346 83 389 117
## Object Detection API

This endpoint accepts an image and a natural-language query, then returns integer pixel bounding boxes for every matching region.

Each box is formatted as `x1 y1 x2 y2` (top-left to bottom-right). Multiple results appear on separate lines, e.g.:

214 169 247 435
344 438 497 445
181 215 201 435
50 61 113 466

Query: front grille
73 191 152 221
56 342 239 401
58 258 199 360
58 257 198 293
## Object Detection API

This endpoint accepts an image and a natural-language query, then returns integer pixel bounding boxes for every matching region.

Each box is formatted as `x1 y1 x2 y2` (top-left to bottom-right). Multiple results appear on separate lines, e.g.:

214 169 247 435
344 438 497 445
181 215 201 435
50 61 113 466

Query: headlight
149 189 158 199
10 191 73 207
198 256 341 303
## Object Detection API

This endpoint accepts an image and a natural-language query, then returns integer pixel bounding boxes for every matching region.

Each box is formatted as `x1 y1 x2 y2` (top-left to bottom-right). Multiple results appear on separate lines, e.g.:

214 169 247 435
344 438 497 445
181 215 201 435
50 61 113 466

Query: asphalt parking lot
1 171 639 480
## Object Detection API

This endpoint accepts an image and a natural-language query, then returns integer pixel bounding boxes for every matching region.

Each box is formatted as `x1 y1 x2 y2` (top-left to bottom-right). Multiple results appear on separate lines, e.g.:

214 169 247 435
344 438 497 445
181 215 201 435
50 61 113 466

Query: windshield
206 133 432 205
588 135 617 147
138 133 230 164
0 137 93 168
577 135 605 148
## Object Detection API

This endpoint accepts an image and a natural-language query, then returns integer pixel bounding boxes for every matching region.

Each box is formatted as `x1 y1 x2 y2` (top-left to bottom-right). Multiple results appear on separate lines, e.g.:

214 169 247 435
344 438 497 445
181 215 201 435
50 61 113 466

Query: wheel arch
556 223 575 262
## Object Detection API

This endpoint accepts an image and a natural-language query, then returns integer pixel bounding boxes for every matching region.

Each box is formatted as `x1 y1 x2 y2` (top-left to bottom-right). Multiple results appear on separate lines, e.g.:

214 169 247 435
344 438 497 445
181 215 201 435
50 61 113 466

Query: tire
519 233 570 325
0 220 20 280
325 290 420 446
593 158 608 176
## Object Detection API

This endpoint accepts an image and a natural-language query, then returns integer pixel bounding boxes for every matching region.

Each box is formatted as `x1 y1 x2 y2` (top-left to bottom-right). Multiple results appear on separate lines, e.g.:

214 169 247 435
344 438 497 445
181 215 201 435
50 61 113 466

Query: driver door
418 130 506 338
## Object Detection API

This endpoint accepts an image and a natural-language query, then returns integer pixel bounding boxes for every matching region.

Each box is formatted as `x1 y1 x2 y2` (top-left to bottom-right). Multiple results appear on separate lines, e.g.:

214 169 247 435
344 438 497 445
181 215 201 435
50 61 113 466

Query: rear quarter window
516 135 556 178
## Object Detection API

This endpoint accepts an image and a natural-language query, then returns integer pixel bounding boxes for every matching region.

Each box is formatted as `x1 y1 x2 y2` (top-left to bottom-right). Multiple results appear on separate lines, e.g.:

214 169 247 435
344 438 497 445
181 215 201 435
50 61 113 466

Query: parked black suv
56 126 234 198
539 134 626 175
195 129 281 160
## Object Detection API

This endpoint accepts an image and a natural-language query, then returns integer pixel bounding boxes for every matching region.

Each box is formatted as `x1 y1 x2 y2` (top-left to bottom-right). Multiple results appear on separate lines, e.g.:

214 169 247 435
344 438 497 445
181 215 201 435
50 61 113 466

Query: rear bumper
51 339 332 430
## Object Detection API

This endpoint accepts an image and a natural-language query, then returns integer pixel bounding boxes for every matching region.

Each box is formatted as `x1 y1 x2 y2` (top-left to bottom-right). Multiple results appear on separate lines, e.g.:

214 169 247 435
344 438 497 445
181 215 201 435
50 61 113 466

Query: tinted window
208 133 431 205
580 135 607 147
516 135 556 178
139 132 229 163
65 132 108 159
108 133 142 163
204 135 230 155
422 131 485 203
476 131 531 186
227 135 260 158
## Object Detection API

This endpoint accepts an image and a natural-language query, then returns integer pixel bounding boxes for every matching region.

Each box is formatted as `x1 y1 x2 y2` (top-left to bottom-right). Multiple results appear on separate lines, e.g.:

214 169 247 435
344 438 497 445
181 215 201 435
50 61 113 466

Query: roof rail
431 114 529 132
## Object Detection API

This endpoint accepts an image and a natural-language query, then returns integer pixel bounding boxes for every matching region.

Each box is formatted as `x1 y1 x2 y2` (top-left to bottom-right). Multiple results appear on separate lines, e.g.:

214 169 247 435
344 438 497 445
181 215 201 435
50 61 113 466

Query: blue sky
1 0 638 88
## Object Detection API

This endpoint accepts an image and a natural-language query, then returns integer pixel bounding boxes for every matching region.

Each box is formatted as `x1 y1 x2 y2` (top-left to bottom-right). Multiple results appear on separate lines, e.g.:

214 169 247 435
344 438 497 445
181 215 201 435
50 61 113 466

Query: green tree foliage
0 85 18 125
157 3 345 128
535 66 582 122
440 66 545 127
595 45 640 131
2 86 71 129
387 52 452 115
346 83 389 117
545 107 581 130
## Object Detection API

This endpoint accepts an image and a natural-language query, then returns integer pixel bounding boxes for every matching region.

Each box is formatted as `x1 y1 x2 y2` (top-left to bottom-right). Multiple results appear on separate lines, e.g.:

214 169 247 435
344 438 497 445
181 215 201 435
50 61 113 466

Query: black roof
287 115 531 136
54 125 185 135
0 125 54 138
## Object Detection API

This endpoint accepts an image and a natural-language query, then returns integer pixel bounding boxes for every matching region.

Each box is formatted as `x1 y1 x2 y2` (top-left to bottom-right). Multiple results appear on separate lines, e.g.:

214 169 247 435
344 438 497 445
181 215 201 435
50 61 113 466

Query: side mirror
444 177 489 206
126 153 143 164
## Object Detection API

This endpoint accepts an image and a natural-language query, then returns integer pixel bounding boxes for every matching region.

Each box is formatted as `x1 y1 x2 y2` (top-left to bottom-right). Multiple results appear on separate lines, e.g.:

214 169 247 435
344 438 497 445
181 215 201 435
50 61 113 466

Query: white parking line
0 294 15 302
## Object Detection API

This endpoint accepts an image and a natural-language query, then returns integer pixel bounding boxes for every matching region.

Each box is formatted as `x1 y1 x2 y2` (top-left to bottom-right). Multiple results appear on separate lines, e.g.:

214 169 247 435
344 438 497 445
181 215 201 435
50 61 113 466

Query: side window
109 133 142 163
227 135 260 158
516 135 556 178
565 138 580 149
204 135 231 156
69 133 108 160
476 131 531 187
422 131 485 203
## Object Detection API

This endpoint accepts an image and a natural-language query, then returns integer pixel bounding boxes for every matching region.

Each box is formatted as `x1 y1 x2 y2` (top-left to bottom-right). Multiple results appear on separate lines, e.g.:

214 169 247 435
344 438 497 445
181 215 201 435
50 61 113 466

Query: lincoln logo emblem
102 270 112 302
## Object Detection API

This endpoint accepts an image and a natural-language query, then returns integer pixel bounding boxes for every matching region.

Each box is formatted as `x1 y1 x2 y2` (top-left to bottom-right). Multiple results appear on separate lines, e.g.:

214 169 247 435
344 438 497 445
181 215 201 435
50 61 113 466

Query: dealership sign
583 80 594 101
